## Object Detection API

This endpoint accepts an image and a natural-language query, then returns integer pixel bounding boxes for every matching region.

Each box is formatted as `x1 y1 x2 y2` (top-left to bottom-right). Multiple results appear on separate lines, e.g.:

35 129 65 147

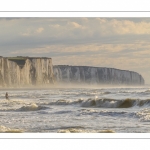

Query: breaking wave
50 98 150 108
144 89 150 93
81 98 150 108
49 99 83 105
18 103 47 111
0 103 48 112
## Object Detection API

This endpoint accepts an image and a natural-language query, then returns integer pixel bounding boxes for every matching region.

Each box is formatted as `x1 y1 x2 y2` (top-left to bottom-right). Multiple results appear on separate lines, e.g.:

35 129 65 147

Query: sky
0 17 150 84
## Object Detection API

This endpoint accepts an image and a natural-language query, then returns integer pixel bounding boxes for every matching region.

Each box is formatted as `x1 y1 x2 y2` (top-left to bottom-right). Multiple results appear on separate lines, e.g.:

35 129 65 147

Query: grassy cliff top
7 56 50 60
5 56 51 68
7 57 27 68
7 57 27 60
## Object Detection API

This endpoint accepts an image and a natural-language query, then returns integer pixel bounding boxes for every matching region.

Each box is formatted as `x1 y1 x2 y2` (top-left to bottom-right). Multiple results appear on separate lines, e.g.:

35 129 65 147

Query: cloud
43 18 150 40
67 22 83 29
21 28 31 36
2 18 150 45
91 18 150 36
21 27 44 36
36 27 44 33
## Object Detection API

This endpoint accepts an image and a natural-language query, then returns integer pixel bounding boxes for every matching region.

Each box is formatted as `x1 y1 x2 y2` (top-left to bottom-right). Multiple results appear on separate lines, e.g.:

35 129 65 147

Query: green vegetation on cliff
7 57 27 68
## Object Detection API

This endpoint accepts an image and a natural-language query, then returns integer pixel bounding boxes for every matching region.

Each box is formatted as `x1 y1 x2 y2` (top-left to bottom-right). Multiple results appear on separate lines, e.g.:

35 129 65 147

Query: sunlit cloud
36 27 44 33
21 27 44 36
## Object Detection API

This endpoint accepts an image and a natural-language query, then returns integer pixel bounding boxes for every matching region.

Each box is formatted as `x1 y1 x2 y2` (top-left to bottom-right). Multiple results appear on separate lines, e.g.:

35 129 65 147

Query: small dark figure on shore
5 92 9 100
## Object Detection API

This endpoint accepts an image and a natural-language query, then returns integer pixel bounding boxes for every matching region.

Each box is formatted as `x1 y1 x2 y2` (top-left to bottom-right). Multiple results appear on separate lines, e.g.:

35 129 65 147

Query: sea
0 86 150 133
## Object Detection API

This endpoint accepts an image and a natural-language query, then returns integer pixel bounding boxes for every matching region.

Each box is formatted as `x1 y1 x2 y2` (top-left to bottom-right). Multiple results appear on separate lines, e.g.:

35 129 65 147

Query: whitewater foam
0 125 23 133
49 99 83 105
19 103 47 111
57 128 115 133
136 108 150 122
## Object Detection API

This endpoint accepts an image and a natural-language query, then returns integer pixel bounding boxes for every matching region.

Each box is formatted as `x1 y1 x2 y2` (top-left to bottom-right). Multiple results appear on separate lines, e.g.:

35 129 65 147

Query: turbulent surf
0 86 150 133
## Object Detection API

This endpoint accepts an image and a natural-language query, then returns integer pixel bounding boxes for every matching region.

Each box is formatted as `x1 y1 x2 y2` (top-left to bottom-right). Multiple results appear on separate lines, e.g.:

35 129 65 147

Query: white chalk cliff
0 57 53 87
53 65 144 85
0 57 145 87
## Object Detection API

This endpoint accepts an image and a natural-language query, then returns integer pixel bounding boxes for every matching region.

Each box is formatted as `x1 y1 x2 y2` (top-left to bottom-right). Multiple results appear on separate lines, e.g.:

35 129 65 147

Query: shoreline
0 84 148 91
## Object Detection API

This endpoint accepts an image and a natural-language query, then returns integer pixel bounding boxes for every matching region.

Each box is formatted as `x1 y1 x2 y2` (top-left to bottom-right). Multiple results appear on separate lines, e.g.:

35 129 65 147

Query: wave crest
19 103 46 111
49 99 83 105
47 98 150 108
81 98 150 108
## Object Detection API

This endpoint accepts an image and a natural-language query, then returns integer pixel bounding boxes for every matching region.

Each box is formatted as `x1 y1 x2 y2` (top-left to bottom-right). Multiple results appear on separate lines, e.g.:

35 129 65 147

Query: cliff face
0 57 145 87
0 57 53 87
53 65 145 85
